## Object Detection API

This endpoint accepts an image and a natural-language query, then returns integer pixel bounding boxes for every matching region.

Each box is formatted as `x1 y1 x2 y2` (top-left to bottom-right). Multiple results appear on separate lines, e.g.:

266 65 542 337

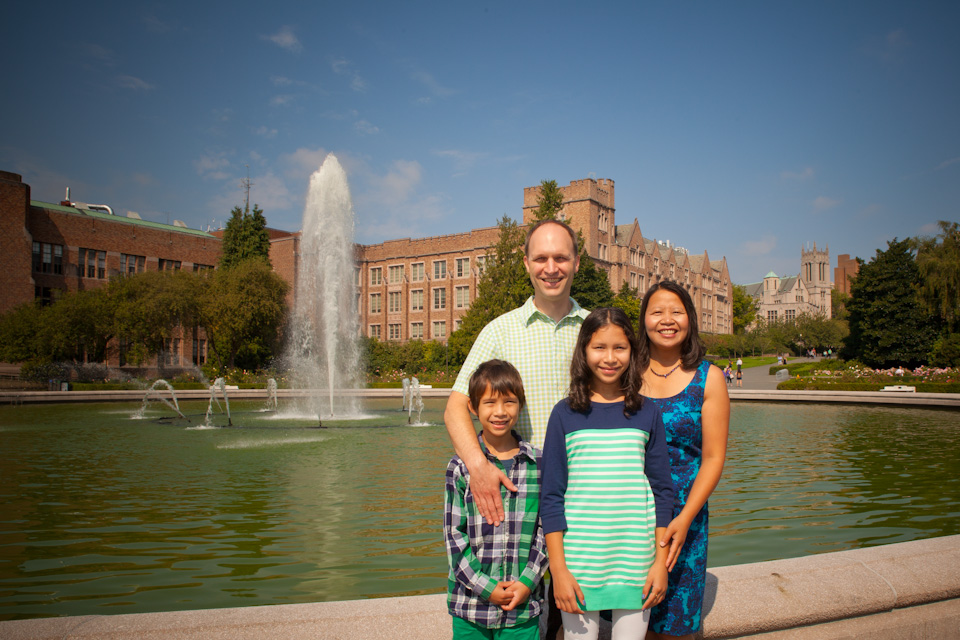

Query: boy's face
469 386 521 440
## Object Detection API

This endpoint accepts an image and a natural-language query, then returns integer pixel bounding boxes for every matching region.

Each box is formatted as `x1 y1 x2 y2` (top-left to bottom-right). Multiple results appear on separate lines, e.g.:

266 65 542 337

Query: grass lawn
711 356 777 369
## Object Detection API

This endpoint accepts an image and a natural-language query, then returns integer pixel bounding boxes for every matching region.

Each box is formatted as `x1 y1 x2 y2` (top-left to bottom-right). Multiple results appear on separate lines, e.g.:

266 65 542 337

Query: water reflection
1 399 958 621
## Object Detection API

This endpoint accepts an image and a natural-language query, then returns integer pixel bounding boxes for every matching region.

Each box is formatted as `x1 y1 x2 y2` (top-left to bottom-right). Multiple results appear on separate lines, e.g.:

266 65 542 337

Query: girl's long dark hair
568 307 643 416
636 280 706 374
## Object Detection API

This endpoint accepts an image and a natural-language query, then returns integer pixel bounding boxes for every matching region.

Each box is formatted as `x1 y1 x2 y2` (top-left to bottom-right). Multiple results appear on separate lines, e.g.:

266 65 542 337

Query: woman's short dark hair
568 307 643 416
637 280 706 373
468 359 526 410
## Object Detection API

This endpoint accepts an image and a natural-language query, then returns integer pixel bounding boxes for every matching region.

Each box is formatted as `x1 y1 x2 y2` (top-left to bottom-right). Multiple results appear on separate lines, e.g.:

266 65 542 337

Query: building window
476 255 487 276
122 253 146 274
433 260 447 280
370 267 383 285
785 309 796 322
388 291 402 313
34 286 56 306
369 293 382 314
456 257 470 278
455 319 463 331
768 310 778 323
79 248 107 278
433 320 446 339
388 323 401 341
411 289 424 312
433 287 446 310
192 338 206 365
369 324 381 340
159 259 181 271
455 285 469 309
354 268 361 286
388 265 404 284
33 242 64 274
410 322 424 340
411 262 424 282
162 338 180 367
193 263 214 272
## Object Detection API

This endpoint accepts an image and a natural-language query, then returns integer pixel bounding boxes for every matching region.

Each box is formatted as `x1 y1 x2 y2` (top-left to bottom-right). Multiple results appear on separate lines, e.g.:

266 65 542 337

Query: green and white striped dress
541 400 675 611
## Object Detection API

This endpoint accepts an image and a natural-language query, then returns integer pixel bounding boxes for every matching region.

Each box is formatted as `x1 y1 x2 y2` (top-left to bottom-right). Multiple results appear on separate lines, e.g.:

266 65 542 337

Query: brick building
353 178 733 341
1 170 221 369
2 171 733 372
834 253 859 296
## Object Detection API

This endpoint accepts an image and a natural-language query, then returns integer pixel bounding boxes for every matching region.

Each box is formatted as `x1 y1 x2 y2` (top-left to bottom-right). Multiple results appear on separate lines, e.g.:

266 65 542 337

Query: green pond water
0 398 957 621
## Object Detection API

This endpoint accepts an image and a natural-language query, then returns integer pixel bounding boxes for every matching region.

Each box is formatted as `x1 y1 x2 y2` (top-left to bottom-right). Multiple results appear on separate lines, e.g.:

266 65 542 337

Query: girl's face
644 289 690 352
585 323 632 390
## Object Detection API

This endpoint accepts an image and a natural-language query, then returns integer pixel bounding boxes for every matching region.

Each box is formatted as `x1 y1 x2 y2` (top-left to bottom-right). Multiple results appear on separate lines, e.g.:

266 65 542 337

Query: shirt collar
476 430 537 463
520 296 588 326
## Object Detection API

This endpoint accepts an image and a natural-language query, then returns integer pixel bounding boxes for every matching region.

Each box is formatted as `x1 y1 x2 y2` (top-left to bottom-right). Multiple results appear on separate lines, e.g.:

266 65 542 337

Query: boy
444 359 547 639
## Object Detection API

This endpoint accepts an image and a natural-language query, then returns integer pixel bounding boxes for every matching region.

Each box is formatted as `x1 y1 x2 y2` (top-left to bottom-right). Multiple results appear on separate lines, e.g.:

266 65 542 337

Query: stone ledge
2 536 958 640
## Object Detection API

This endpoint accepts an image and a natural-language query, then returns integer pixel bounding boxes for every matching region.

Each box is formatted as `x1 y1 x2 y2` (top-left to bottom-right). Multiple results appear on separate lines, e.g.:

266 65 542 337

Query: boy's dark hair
468 359 527 410
637 280 706 373
524 218 579 256
568 307 643 416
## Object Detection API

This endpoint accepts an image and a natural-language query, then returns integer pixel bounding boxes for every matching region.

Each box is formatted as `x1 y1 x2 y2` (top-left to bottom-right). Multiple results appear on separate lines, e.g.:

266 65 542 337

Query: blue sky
2 1 958 285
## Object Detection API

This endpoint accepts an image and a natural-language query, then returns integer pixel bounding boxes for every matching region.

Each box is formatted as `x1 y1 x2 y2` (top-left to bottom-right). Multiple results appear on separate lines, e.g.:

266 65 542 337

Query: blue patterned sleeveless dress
645 360 711 636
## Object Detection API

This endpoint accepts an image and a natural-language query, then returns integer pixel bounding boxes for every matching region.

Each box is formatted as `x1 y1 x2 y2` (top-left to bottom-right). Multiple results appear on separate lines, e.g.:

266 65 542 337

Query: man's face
523 223 579 305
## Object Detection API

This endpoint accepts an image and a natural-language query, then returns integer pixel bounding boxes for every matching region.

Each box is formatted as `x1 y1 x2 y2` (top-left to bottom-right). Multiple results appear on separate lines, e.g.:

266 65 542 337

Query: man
444 219 587 526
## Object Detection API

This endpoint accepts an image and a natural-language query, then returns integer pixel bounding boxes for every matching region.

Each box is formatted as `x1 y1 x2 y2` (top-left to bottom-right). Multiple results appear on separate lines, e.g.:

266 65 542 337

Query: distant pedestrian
735 368 742 388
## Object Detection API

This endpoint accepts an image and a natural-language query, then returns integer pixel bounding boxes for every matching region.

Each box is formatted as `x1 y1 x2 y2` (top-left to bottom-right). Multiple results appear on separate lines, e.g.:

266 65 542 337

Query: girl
638 281 730 640
541 308 676 640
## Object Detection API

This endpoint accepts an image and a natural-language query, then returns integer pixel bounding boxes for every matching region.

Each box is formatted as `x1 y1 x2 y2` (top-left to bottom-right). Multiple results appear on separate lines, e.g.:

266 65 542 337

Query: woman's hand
551 568 585 614
659 515 692 572
642 561 668 610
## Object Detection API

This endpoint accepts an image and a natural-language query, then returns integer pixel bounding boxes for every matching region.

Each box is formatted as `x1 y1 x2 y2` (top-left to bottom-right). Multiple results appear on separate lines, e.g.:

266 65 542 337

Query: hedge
776 380 960 393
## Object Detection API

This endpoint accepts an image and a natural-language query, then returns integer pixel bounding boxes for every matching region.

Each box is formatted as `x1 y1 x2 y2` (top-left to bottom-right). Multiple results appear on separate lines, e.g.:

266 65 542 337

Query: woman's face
644 288 690 352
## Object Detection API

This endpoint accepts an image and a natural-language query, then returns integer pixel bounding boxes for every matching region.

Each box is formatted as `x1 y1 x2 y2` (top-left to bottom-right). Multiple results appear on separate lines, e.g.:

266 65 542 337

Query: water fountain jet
285 154 363 419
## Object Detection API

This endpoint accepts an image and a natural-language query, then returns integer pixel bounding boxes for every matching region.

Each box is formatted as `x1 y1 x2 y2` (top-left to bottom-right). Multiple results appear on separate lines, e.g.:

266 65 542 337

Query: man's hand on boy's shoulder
500 581 532 611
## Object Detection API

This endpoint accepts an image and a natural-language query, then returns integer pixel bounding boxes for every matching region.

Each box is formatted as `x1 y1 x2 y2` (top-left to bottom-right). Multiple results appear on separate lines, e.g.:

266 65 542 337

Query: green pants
451 615 539 640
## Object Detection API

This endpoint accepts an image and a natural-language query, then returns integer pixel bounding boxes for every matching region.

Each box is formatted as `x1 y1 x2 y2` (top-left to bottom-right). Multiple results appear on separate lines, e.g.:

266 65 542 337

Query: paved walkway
718 357 820 391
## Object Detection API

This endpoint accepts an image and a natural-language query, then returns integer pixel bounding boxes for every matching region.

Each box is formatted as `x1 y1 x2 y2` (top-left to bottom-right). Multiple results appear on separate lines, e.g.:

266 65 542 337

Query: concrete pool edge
2 535 958 639
3 387 959 408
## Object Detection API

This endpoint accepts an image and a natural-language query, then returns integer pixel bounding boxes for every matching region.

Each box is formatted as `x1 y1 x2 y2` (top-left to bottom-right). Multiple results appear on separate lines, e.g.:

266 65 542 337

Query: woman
638 281 730 640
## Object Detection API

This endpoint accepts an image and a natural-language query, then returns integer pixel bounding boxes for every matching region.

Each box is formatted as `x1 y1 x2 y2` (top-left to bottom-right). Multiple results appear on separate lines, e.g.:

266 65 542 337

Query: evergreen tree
731 284 758 333
611 281 641 331
842 238 941 367
570 243 614 311
219 204 271 269
531 179 564 221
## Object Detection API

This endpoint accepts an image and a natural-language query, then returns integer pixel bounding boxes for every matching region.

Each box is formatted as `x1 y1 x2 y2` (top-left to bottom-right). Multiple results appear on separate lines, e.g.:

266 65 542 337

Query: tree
219 204 271 269
110 270 204 366
200 259 289 372
449 215 532 363
731 285 758 333
842 238 941 368
531 180 564 221
570 245 614 311
612 282 641 332
0 302 45 364
913 220 960 331
831 289 851 322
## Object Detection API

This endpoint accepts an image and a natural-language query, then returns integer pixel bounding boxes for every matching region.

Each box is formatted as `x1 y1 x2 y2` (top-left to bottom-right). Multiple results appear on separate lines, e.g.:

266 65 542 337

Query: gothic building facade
742 244 832 324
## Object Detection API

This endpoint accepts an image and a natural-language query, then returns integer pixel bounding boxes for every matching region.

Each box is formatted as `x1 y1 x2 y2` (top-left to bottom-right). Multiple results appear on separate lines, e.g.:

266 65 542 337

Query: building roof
31 200 216 238
765 270 778 278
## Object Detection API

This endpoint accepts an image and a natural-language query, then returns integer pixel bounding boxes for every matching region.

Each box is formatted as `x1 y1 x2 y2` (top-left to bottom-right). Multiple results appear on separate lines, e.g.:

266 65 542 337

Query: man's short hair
468 359 526 410
524 219 579 257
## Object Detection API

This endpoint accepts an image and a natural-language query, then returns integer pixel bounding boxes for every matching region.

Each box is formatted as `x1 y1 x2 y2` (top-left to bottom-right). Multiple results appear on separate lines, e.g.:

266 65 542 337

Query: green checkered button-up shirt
453 296 589 448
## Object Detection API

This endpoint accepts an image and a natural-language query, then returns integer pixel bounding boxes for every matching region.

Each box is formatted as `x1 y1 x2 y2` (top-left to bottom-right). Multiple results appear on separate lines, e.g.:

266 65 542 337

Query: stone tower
800 242 831 317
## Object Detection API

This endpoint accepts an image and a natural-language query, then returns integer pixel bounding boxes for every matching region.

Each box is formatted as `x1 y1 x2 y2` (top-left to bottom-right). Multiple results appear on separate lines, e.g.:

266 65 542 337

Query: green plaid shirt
453 296 589 448
444 433 546 628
